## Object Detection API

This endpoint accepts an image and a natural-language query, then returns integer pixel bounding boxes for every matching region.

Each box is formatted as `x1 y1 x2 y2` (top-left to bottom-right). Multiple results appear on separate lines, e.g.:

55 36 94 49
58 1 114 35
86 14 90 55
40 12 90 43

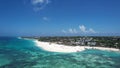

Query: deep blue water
0 37 120 68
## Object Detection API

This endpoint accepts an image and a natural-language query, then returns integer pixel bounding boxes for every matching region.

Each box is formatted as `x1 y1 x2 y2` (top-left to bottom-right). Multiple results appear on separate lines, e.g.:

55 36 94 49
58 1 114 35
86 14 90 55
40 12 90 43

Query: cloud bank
79 25 96 33
62 25 96 34
69 28 77 33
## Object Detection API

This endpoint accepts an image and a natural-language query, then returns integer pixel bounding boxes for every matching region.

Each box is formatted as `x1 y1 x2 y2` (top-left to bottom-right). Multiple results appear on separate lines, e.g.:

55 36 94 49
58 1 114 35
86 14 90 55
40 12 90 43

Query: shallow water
0 37 120 68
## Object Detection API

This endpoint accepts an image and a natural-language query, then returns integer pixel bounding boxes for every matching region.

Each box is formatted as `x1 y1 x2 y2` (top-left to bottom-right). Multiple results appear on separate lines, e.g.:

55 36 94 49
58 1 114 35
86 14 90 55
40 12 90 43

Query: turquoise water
0 37 120 68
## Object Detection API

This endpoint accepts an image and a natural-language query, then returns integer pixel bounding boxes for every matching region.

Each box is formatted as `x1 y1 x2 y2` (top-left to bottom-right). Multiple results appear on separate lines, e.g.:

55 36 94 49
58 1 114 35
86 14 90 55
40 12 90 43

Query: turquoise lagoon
0 37 120 68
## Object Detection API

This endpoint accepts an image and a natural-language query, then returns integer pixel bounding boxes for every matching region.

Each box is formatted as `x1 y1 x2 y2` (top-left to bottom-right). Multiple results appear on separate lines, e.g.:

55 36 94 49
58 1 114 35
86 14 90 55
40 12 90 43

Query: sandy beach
34 40 120 53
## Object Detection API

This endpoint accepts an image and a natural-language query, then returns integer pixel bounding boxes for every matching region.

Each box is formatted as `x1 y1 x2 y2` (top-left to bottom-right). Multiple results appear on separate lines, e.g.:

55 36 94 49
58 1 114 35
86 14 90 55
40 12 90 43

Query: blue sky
0 0 120 36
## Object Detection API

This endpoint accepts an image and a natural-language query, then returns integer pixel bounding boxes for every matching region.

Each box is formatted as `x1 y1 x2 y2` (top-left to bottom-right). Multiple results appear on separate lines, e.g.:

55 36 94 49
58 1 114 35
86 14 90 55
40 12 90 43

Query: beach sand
34 40 120 53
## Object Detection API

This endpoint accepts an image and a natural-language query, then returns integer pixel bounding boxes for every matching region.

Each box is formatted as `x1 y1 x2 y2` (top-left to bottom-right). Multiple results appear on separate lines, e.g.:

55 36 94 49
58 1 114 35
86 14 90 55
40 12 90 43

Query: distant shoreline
34 40 120 53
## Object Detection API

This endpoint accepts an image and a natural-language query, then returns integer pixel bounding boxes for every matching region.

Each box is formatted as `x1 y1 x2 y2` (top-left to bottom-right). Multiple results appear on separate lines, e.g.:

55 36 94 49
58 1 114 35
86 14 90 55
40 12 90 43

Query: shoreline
34 40 120 53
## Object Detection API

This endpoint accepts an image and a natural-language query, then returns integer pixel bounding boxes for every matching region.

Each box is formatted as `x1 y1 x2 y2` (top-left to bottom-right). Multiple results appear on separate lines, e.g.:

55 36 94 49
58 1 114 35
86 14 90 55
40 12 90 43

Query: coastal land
23 36 120 53
34 40 120 53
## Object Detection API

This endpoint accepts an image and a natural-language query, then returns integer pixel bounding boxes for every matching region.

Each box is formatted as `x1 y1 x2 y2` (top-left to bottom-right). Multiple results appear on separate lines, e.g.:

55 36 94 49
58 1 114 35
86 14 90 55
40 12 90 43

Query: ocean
0 37 120 68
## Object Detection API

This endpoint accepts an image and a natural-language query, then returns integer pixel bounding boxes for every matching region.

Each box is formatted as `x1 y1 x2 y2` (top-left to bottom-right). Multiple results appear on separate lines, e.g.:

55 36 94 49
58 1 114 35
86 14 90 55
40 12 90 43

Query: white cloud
73 29 77 33
32 0 44 5
43 17 49 21
79 25 86 32
61 25 96 34
62 28 77 34
31 0 50 11
89 28 96 33
79 25 96 33
68 28 77 33
69 29 73 33
62 30 67 33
